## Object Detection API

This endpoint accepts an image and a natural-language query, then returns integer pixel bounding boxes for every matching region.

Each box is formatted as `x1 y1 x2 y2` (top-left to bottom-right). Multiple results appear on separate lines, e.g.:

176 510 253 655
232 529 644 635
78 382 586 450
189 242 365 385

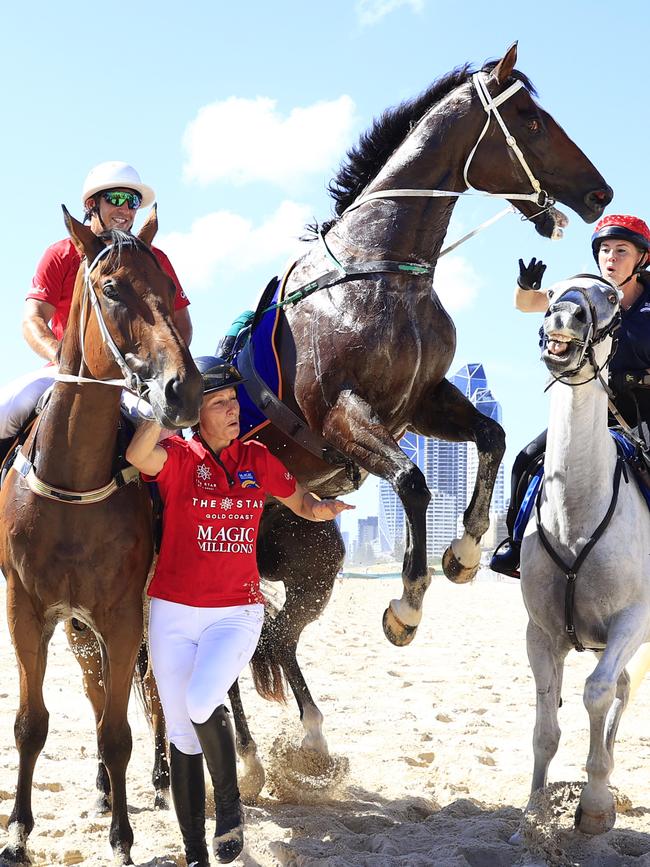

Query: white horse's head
541 275 622 383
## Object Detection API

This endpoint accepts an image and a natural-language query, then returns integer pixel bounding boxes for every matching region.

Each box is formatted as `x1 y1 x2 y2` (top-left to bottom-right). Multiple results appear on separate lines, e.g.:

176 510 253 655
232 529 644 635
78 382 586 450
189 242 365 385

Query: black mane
317 61 536 232
97 229 158 269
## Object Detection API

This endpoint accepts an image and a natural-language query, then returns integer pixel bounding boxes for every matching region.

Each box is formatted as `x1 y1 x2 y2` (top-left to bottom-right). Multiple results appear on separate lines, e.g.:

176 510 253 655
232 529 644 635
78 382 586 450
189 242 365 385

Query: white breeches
149 598 264 754
0 366 57 438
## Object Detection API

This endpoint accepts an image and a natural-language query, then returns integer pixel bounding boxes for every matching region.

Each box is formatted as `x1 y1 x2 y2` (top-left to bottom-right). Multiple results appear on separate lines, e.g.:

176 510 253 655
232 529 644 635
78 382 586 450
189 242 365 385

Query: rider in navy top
491 214 650 578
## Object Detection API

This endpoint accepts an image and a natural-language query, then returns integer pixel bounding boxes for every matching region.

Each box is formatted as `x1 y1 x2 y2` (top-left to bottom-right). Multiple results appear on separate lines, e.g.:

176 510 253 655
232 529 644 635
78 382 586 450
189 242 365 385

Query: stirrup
489 538 521 579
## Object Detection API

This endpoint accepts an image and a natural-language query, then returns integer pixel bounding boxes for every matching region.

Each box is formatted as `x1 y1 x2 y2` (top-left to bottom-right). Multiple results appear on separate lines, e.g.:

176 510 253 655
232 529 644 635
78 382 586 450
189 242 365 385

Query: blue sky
3 1 649 533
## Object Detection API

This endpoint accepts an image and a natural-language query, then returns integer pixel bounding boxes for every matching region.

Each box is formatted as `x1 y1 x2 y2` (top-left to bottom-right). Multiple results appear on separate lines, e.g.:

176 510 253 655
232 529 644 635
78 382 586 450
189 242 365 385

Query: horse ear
138 203 158 247
491 42 518 84
62 205 105 261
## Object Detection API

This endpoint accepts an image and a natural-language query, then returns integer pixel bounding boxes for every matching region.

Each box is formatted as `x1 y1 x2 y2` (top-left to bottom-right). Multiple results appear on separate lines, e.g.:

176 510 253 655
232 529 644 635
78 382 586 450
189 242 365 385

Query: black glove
610 370 645 393
517 257 546 291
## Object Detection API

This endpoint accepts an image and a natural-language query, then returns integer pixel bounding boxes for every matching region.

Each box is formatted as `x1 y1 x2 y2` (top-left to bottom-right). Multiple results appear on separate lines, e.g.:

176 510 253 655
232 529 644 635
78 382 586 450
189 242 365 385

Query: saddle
226 273 361 485
513 429 650 543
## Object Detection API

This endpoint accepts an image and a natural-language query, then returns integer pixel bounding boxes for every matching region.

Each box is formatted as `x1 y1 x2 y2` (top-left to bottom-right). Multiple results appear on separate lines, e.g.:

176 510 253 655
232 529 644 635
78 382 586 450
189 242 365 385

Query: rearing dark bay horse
230 44 612 774
0 212 202 865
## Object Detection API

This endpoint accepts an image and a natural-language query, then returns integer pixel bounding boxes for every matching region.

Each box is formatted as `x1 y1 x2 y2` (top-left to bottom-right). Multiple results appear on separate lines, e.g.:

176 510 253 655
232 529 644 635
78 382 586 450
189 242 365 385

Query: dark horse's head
62 207 203 428
324 43 612 239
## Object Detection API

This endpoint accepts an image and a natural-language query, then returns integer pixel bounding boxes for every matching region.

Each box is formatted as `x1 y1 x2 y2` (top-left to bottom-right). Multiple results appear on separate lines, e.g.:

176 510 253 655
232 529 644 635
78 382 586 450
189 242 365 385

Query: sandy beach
1 572 650 867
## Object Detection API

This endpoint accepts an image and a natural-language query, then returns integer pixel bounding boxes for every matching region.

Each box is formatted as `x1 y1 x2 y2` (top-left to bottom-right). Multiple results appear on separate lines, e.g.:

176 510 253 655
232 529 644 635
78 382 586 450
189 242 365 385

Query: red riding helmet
591 214 650 266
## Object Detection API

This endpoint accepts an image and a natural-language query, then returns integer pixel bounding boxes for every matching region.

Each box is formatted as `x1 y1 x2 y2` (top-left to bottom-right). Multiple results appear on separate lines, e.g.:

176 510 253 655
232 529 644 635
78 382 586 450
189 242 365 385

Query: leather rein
536 281 628 652
12 242 151 504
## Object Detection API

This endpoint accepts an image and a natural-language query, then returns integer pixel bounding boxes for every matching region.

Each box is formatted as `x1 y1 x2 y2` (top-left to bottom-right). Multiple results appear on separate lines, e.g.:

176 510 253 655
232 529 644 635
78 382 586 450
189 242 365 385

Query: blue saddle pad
232 276 283 439
513 429 650 542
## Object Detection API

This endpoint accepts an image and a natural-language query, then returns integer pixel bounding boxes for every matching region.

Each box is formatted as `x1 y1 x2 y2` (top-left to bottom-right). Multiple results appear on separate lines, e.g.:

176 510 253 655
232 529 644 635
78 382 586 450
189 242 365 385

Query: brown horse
0 212 203 865
225 44 613 781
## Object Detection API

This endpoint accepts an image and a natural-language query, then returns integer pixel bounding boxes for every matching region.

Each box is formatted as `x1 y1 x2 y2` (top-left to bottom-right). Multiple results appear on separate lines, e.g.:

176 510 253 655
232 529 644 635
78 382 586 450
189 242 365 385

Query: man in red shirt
0 161 192 449
127 356 353 866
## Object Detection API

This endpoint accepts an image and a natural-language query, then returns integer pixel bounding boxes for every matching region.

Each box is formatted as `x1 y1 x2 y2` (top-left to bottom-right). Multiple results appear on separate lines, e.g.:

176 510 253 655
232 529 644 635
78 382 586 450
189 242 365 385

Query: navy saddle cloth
513 429 650 542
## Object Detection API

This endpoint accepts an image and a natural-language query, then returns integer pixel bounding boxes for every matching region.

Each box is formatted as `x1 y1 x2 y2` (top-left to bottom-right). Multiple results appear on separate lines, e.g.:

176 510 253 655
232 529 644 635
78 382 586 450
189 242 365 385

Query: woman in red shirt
127 357 353 866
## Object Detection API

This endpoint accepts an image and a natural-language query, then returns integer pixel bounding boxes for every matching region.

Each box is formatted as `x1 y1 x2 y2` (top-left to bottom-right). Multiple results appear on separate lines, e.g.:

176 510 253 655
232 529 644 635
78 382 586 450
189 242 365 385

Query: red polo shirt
145 435 297 607
27 238 190 340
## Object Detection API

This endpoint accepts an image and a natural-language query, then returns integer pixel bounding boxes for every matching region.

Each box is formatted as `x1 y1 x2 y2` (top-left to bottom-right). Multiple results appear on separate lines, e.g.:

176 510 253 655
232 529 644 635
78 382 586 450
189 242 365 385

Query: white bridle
342 71 553 236
55 244 151 398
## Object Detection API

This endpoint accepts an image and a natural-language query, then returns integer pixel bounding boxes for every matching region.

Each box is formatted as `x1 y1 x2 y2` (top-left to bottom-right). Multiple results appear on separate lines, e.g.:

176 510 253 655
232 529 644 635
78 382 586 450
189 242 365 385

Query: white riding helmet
81 161 155 208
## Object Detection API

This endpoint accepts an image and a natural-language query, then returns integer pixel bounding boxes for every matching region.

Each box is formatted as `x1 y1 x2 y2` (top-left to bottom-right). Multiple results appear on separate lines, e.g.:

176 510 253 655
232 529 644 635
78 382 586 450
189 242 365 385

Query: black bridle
540 274 621 392
535 275 627 652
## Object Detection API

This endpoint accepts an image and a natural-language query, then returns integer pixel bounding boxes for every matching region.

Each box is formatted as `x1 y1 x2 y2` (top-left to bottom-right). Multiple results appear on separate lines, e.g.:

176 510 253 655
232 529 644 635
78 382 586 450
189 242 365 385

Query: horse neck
337 87 479 261
543 374 617 541
35 349 122 491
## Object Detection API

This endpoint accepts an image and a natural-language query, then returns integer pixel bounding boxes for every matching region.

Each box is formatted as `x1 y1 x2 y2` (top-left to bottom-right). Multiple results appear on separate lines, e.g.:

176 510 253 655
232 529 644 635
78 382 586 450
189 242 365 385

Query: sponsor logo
196 463 212 482
237 470 259 489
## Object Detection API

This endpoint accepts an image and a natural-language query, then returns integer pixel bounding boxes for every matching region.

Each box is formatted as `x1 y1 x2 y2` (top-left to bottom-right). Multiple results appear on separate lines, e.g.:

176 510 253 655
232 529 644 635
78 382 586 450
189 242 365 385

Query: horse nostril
585 187 613 208
164 376 183 406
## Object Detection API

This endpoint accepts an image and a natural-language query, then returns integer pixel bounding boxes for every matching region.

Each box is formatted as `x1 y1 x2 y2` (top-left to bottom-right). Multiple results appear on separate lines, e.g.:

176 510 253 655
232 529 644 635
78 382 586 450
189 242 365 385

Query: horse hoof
382 606 417 646
0 844 31 865
154 787 170 810
574 801 616 835
442 546 478 584
239 756 266 802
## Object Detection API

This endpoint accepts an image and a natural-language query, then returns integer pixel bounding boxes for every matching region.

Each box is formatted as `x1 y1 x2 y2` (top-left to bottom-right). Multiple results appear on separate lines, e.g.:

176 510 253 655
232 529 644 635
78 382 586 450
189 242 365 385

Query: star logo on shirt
284 471 293 480
197 463 212 482
220 497 233 510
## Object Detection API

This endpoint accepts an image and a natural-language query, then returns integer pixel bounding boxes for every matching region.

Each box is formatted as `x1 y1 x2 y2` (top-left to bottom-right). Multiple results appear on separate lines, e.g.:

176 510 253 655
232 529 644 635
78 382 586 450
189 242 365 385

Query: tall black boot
192 705 243 864
170 743 210 867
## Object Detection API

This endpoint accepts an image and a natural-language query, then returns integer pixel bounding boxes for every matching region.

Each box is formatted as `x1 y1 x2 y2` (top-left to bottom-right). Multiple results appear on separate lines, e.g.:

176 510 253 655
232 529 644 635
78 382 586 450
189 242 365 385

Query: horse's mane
96 229 158 270
312 61 537 235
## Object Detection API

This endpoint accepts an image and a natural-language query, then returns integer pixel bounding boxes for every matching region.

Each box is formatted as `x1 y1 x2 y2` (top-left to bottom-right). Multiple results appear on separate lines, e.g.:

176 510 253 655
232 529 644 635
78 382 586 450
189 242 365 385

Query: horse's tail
249 617 287 703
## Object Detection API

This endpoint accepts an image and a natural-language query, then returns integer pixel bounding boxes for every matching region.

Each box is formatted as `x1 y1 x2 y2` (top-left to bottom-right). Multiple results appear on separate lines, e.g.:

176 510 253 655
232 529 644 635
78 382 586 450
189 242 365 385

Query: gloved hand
610 370 645 393
517 257 546 291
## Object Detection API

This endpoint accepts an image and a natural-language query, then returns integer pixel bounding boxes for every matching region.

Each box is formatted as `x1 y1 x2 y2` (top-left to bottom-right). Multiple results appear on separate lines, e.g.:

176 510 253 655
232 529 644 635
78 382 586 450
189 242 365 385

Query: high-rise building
378 363 506 557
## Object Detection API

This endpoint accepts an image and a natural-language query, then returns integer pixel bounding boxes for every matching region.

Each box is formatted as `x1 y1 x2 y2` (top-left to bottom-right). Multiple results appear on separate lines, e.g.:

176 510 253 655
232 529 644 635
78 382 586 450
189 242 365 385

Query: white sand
1 573 650 866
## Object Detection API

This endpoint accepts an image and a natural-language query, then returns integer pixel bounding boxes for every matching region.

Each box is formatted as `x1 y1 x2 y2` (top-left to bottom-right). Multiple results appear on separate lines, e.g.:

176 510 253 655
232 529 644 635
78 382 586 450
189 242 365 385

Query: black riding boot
170 743 210 867
192 705 243 864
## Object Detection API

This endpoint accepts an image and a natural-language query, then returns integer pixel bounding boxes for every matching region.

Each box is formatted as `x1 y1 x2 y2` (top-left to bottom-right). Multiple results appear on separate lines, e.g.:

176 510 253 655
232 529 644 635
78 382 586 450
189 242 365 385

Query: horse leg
136 640 171 809
63 618 112 814
577 617 646 835
321 391 431 646
227 679 265 800
411 377 505 584
2 580 53 865
257 504 342 754
95 612 143 866
604 667 630 759
510 620 567 846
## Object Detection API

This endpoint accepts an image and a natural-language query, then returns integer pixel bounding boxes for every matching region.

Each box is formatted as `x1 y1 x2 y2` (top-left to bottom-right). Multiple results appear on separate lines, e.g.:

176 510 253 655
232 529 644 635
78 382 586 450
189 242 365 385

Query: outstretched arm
515 257 550 313
276 484 355 522
126 421 168 476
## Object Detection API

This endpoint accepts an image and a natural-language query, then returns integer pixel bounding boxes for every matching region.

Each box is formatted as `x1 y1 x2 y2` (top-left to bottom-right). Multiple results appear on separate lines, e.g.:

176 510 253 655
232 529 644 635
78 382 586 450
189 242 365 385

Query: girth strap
534 456 626 652
237 333 361 486
11 450 141 504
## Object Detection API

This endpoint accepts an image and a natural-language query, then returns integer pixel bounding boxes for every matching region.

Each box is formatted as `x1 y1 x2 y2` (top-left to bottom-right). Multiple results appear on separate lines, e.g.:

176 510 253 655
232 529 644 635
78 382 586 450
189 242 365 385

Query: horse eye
527 118 541 134
607 292 618 304
102 281 120 301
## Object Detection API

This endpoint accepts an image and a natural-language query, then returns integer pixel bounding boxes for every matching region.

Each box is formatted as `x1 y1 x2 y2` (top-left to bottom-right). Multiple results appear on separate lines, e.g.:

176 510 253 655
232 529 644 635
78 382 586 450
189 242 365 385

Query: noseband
55 243 153 402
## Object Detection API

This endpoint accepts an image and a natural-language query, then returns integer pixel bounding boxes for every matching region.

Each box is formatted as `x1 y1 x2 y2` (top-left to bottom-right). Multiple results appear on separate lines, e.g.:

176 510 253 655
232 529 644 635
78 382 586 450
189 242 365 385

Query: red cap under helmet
591 214 650 263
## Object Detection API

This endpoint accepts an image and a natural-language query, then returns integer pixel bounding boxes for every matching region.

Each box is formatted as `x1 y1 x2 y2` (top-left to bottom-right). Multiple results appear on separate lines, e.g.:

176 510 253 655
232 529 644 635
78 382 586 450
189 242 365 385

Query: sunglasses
101 190 142 210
